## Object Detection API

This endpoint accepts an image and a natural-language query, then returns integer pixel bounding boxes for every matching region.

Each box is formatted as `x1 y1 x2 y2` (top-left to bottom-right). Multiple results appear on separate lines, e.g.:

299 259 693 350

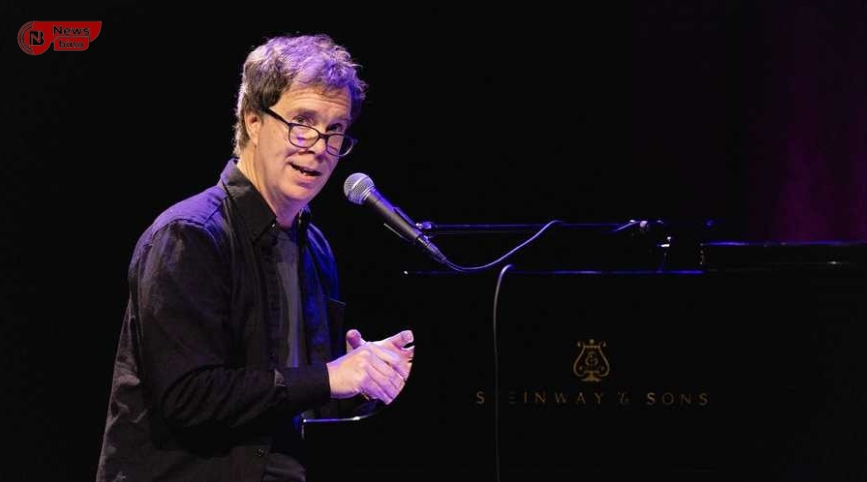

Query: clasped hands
326 328 414 405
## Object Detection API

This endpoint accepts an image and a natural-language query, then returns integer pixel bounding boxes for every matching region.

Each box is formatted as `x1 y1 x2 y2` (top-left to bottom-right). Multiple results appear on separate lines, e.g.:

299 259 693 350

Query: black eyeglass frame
263 108 357 157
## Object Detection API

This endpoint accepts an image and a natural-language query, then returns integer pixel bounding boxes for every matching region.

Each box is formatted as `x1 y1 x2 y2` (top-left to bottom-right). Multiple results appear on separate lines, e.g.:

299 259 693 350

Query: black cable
491 263 513 482
441 220 563 273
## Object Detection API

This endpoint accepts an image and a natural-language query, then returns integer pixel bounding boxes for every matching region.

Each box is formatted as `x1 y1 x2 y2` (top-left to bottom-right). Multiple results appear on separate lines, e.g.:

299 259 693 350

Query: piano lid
407 220 867 273
700 241 867 271
410 219 716 272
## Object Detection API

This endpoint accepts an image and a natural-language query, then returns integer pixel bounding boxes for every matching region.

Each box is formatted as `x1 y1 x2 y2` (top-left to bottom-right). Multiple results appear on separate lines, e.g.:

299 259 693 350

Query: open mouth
291 163 321 177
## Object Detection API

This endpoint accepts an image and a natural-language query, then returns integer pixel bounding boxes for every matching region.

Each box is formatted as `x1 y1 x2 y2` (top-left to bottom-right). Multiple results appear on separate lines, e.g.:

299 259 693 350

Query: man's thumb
346 328 366 349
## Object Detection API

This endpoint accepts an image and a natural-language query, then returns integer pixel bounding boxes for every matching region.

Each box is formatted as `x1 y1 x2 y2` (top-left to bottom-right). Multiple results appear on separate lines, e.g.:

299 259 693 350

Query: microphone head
344 172 375 205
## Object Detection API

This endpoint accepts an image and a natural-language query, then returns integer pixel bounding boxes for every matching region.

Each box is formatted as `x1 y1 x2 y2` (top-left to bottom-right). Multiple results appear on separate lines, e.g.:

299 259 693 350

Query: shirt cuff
274 362 331 409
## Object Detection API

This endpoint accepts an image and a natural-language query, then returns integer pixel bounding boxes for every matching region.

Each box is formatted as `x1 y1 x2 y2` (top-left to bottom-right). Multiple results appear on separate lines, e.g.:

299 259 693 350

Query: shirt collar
219 158 311 245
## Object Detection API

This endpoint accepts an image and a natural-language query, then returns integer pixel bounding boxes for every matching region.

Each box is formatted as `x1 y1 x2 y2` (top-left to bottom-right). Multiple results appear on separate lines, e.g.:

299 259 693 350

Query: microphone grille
343 172 375 205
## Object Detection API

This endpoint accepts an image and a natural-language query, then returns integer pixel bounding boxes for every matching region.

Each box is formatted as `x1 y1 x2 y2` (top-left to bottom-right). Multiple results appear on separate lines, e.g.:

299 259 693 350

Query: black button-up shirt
96 159 346 481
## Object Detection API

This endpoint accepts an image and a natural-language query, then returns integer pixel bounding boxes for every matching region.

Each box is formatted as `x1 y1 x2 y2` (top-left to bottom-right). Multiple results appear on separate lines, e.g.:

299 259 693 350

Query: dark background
2 2 866 479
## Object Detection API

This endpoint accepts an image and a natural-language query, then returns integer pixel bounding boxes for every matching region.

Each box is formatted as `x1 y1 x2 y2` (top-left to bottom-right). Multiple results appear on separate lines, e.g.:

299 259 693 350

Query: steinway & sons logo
573 339 610 382
474 338 709 408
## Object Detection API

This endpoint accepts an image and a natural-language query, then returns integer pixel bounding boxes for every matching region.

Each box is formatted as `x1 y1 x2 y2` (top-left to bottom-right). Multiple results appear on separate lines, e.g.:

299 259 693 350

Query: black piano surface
304 224 867 481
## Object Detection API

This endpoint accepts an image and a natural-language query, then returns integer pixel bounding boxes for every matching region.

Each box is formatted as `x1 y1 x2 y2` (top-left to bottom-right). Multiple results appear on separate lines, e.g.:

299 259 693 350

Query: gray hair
232 34 367 157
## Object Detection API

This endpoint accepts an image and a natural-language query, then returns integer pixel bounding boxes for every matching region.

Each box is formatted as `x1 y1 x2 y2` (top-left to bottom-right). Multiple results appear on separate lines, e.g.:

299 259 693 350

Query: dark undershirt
262 227 307 482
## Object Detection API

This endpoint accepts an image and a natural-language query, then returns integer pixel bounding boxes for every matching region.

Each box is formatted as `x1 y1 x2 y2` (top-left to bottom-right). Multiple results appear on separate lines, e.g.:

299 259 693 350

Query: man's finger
368 343 413 380
346 328 366 350
381 330 414 350
365 342 404 367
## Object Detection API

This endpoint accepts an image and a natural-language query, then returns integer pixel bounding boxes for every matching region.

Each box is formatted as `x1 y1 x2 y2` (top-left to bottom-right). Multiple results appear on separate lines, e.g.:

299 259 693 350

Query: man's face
246 83 352 220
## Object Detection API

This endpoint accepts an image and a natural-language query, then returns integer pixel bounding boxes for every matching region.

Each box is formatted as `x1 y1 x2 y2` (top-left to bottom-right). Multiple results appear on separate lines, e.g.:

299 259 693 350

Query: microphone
343 172 447 265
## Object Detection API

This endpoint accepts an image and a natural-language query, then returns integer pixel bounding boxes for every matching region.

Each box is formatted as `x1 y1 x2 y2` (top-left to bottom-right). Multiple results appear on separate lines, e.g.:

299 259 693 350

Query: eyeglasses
263 108 357 157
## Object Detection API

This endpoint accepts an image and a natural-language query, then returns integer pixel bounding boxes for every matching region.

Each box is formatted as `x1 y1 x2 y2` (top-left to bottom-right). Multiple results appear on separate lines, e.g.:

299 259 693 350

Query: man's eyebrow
288 108 350 126
290 108 318 119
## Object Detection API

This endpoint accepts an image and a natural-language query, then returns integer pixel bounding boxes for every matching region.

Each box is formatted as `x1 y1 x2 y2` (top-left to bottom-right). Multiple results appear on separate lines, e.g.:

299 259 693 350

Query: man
96 33 413 482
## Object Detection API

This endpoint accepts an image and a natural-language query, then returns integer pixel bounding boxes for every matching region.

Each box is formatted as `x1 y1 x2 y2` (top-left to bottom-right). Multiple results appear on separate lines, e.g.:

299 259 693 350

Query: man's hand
326 329 414 404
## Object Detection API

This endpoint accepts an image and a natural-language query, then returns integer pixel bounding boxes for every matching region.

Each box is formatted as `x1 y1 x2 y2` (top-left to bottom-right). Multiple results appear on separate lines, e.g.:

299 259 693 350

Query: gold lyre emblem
573 339 610 382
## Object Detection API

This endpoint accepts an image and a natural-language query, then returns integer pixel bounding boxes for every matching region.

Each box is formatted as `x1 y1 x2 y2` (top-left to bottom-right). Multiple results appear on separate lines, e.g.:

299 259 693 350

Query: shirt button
256 448 266 457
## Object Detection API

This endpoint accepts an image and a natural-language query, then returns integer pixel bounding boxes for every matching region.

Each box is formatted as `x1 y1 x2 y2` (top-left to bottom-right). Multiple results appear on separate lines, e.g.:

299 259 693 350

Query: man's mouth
291 163 321 177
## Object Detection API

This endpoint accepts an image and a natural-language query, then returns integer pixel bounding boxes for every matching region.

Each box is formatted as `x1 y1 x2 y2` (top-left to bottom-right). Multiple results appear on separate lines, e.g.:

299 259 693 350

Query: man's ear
245 110 263 147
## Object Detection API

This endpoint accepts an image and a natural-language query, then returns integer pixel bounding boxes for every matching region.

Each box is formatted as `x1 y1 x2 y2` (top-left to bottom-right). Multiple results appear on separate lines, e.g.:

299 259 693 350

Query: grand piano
304 222 867 481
